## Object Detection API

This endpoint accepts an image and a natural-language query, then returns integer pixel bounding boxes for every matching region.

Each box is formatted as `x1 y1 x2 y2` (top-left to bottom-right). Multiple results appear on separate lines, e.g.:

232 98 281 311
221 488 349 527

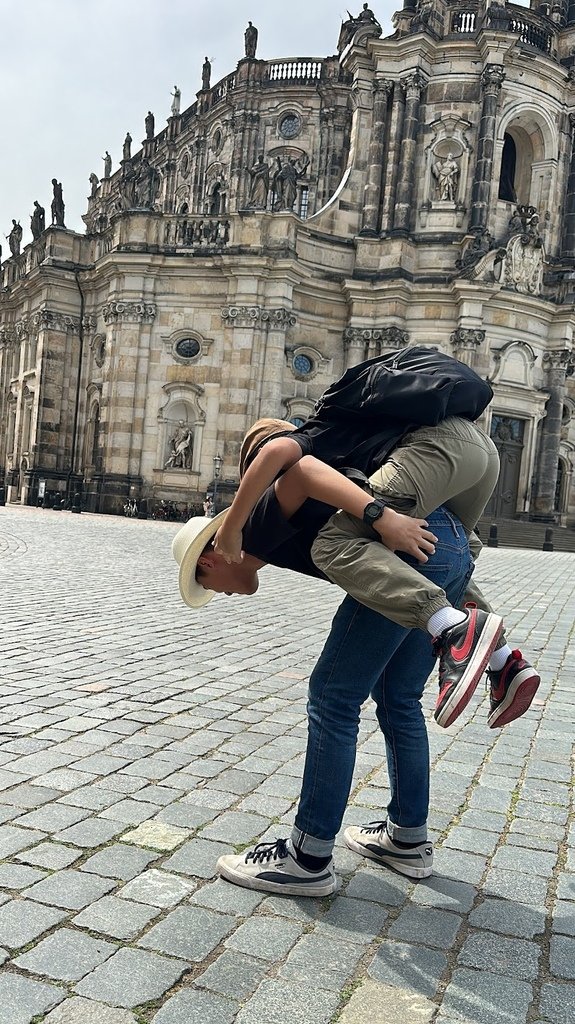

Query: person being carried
210 347 539 730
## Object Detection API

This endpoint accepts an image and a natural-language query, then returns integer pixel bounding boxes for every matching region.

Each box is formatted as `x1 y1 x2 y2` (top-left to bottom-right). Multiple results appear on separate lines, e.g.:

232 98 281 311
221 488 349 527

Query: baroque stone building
2 3 575 523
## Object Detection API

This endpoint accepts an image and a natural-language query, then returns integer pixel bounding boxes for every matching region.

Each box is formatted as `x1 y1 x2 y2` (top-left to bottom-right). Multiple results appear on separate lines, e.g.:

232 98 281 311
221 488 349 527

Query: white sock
489 644 513 671
426 607 467 637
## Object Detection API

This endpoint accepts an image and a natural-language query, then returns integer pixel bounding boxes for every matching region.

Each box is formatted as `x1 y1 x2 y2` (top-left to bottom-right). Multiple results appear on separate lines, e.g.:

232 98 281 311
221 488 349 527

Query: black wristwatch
362 498 388 530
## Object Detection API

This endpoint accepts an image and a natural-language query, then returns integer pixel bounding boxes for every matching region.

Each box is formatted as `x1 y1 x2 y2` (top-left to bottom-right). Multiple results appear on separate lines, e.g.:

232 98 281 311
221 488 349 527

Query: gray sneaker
217 838 336 897
344 821 433 879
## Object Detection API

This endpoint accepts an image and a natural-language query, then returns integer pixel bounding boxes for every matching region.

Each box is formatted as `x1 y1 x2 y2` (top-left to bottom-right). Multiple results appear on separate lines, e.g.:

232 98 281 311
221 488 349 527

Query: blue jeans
292 507 473 857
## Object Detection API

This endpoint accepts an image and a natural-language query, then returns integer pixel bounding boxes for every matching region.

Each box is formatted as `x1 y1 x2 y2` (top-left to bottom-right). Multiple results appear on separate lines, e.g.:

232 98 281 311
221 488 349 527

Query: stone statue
248 154 270 208
123 133 132 161
508 210 524 236
51 180 65 226
165 420 192 469
30 201 45 240
145 111 155 139
358 2 377 21
136 158 157 208
338 4 381 50
7 220 23 257
89 172 99 199
244 20 258 58
171 86 181 116
274 157 298 211
457 228 494 271
119 161 137 210
432 152 460 201
102 151 112 178
202 57 211 90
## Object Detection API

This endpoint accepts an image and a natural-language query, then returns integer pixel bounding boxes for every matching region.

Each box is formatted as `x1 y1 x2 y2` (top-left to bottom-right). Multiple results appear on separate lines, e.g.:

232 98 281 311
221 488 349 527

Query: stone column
381 84 405 233
561 114 575 258
469 65 505 233
259 308 296 416
531 350 571 518
393 71 426 233
450 328 486 369
361 80 394 236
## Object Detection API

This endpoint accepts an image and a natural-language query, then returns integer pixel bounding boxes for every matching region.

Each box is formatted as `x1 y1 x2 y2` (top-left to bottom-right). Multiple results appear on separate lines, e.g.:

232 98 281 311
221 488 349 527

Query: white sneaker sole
487 668 541 728
217 856 337 897
435 612 503 728
344 829 433 879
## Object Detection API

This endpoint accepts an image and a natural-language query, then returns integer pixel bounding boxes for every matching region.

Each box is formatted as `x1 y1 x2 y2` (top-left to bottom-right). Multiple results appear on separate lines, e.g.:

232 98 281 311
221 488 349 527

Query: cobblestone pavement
0 505 574 1024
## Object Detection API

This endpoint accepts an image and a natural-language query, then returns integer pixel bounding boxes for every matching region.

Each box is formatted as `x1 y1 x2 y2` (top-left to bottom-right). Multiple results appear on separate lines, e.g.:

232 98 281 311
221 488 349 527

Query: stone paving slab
1 507 574 1023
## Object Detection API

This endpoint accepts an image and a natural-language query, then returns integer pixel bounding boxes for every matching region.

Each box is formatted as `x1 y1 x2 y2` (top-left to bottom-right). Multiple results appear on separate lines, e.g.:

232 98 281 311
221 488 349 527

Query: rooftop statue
244 21 258 58
51 179 65 227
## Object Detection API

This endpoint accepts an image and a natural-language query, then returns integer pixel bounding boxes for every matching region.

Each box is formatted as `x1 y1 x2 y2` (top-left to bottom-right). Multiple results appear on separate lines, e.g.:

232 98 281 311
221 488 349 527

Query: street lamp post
212 452 223 516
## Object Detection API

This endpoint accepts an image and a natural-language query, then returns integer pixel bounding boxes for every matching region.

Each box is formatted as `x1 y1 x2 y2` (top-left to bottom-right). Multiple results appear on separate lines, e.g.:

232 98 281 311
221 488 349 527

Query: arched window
498 133 517 202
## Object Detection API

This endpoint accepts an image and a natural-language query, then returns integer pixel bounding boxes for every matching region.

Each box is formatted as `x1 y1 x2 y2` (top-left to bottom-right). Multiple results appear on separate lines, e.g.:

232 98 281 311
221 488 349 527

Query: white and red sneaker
487 650 541 728
433 606 503 728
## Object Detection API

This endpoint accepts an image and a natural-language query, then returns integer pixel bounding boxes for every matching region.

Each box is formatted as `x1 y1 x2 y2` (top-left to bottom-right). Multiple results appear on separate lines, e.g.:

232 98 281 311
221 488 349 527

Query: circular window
293 353 313 376
279 114 302 140
175 338 200 359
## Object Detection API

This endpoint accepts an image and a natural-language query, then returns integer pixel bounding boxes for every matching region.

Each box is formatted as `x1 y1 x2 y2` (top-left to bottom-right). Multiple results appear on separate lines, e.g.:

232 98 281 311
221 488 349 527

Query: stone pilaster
380 83 405 234
531 349 572 518
560 114 575 259
221 305 297 421
393 71 426 233
99 300 156 488
360 80 394 236
469 65 505 233
450 327 486 368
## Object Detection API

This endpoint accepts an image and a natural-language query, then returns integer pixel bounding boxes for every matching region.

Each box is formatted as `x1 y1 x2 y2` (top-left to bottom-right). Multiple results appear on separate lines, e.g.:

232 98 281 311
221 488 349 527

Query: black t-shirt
241 485 334 581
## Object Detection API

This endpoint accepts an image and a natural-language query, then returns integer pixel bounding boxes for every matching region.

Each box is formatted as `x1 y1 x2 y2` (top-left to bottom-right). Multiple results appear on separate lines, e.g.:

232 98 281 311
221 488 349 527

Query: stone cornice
344 326 409 348
221 306 296 329
102 300 157 324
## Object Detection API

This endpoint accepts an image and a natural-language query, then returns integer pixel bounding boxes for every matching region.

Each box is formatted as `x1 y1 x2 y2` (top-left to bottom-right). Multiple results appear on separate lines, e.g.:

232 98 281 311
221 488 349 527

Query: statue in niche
244 21 258 58
248 154 270 208
432 152 460 202
145 111 155 139
102 151 112 178
7 219 23 257
135 158 158 208
273 157 298 211
119 161 137 210
122 133 132 161
165 420 193 469
202 57 211 90
51 180 65 226
89 172 99 199
171 86 181 116
30 201 45 240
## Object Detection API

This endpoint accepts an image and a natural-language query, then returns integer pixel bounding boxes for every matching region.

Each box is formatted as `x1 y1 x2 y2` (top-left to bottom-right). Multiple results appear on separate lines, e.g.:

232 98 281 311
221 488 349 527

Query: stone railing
450 8 478 33
208 72 236 108
162 215 231 249
449 4 555 53
1 240 46 288
264 59 324 84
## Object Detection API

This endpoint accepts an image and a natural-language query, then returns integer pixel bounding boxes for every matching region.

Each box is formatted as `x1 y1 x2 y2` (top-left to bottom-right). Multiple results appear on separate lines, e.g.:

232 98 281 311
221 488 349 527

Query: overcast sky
0 1 397 248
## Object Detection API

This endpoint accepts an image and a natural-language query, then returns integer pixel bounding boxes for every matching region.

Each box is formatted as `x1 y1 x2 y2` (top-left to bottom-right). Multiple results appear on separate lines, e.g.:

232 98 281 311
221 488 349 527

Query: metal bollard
0 487 5 507
137 498 149 519
487 523 498 548
542 527 554 552
52 497 62 511
71 492 82 514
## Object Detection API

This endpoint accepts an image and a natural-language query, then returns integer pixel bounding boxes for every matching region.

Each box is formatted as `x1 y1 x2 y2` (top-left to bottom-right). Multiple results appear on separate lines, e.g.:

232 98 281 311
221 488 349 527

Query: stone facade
2 5 575 523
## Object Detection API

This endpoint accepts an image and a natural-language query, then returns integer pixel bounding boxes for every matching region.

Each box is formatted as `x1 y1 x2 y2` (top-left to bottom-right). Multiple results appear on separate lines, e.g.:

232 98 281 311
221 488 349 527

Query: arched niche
157 381 206 474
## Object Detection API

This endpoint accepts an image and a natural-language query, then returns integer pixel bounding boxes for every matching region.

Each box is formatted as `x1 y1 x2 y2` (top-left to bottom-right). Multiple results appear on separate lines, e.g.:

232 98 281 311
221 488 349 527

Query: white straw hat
171 508 228 608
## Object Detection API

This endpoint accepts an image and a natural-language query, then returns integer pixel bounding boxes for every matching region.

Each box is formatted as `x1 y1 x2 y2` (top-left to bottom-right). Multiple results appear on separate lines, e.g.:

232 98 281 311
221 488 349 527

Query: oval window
175 338 200 359
293 353 313 375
